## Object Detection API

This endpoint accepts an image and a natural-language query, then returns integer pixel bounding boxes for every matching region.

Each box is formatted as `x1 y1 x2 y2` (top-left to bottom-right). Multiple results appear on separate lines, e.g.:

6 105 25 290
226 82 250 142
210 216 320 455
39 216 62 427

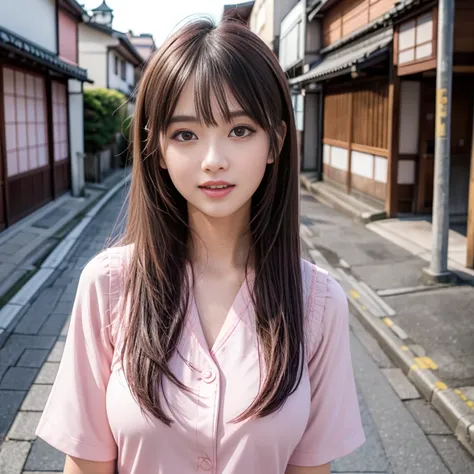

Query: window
52 81 69 162
114 55 119 75
121 59 126 80
2 68 49 177
292 94 304 131
398 11 434 65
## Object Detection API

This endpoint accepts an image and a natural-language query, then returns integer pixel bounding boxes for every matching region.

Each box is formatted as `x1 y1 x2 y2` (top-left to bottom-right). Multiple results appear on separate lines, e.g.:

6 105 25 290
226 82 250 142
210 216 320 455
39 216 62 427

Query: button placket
195 361 219 473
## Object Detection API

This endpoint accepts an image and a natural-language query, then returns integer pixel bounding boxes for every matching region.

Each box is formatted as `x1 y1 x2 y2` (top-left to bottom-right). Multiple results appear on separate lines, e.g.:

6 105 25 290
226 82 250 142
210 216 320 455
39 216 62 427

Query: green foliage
84 88 127 154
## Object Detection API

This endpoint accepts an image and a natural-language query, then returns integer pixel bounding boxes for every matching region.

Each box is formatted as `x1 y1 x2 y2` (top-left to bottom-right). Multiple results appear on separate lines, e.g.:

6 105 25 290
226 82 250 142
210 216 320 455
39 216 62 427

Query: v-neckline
187 268 255 356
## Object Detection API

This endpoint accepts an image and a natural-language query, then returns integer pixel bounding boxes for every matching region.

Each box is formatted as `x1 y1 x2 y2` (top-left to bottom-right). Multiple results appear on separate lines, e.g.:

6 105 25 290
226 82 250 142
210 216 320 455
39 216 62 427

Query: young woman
36 18 365 474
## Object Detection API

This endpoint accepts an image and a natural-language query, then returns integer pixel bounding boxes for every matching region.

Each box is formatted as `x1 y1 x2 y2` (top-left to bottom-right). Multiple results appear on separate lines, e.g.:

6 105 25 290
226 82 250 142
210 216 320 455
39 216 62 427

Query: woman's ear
159 157 167 169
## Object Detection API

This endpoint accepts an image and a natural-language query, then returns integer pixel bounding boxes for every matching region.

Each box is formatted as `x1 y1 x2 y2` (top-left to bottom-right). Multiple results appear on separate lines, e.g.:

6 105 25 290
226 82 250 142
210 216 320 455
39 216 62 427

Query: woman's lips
199 184 235 198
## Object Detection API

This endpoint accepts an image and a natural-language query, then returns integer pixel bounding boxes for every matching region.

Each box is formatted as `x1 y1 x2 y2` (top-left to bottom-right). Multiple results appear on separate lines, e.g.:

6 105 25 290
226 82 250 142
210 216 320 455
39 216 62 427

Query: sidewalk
300 187 474 457
301 172 474 281
0 169 130 347
0 185 128 471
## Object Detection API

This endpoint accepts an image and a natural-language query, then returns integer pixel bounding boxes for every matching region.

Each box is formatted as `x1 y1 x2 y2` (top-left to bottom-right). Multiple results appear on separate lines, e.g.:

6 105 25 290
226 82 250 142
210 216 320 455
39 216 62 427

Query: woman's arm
286 463 331 474
64 455 116 474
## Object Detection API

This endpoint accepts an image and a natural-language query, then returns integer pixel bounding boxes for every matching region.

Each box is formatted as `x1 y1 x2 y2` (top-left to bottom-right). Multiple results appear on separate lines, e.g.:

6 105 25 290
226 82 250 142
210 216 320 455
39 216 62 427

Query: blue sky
82 0 249 46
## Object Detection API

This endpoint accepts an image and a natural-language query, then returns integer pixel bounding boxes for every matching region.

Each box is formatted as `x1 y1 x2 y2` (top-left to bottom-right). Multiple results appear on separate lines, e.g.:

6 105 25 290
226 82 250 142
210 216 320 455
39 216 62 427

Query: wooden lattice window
2 68 49 177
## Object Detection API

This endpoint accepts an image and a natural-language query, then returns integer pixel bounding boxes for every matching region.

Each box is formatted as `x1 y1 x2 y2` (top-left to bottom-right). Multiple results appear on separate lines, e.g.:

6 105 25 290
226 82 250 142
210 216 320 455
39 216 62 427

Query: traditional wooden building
0 0 91 230
290 0 474 269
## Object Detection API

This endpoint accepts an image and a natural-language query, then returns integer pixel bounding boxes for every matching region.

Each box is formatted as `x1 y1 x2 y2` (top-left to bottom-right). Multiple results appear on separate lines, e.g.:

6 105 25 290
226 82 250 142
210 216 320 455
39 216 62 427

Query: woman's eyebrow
168 110 250 125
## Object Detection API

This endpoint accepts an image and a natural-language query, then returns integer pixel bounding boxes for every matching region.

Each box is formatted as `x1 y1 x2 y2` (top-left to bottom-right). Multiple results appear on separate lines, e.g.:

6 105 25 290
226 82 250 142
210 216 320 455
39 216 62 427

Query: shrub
84 88 127 154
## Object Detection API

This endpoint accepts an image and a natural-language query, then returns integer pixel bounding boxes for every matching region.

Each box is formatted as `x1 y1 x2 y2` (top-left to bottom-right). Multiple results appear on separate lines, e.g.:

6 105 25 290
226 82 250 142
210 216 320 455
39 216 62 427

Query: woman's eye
230 126 253 138
173 131 197 142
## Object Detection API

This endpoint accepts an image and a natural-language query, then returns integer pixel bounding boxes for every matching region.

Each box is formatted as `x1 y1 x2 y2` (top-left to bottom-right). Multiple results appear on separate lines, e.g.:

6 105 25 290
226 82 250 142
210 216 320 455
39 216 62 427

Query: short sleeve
35 249 118 462
289 270 365 466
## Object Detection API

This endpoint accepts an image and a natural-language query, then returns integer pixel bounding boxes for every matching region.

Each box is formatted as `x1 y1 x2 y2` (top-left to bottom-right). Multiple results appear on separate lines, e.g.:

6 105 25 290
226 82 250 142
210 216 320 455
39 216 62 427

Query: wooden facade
311 0 474 267
0 0 85 230
323 80 389 202
323 0 397 47
0 65 72 226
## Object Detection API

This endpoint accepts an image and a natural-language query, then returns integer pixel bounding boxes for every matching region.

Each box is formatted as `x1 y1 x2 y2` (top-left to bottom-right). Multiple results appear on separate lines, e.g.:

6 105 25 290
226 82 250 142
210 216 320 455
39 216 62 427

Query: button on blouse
35 245 365 473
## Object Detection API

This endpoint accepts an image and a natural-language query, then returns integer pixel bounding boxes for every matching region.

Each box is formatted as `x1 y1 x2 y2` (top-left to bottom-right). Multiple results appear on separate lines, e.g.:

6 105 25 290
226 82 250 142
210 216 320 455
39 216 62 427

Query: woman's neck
188 205 252 275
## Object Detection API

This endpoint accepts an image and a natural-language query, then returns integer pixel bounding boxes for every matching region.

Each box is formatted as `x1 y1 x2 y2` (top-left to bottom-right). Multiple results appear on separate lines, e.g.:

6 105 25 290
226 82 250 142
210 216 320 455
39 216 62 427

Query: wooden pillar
386 63 400 217
45 76 56 200
346 91 354 193
467 104 474 268
0 63 10 229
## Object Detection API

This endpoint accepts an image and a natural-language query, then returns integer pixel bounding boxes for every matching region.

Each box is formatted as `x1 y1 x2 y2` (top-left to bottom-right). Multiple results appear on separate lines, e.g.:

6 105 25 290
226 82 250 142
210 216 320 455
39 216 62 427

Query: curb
0 173 131 346
336 268 474 457
300 174 385 224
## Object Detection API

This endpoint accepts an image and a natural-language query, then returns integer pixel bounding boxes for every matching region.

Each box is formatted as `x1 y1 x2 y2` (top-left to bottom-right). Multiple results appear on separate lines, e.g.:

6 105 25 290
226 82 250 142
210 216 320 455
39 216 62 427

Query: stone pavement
300 187 474 459
0 183 127 473
0 169 127 309
0 182 473 473
0 169 129 347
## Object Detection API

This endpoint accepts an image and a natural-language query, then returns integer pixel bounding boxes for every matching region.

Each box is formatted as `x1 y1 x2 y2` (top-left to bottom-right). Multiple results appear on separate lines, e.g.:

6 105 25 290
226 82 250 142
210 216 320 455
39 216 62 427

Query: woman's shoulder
300 258 349 354
300 258 346 311
78 244 134 301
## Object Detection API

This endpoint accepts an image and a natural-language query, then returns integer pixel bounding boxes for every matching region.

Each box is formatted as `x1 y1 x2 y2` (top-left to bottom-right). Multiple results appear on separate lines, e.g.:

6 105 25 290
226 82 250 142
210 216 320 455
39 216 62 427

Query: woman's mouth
199 183 235 197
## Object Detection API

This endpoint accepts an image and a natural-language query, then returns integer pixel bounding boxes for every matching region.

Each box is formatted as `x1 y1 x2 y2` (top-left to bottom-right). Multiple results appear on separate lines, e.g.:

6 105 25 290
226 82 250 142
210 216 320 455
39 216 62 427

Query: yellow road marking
415 357 438 370
383 318 393 327
435 381 448 391
401 346 409 351
350 289 360 299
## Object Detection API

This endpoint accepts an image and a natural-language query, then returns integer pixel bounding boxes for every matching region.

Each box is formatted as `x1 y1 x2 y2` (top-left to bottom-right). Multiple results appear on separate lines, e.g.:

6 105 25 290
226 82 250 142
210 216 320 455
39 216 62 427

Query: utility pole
423 0 455 283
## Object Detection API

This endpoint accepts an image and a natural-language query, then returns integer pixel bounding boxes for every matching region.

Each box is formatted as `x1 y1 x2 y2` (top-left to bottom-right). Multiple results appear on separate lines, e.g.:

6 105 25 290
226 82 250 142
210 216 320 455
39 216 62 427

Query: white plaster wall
108 51 122 91
331 146 348 171
108 52 135 95
351 151 373 178
374 156 388 183
0 0 57 52
249 0 274 48
323 144 331 164
399 81 420 155
68 79 85 197
79 23 117 89
126 63 135 86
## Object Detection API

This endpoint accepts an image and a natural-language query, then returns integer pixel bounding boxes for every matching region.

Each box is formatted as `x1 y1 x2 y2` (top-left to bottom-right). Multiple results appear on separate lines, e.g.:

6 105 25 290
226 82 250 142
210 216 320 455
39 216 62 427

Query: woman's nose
201 142 229 172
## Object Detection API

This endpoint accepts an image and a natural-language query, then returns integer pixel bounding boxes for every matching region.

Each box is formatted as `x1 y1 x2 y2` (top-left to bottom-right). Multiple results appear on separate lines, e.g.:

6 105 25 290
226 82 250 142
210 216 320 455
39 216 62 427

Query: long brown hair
117 18 303 425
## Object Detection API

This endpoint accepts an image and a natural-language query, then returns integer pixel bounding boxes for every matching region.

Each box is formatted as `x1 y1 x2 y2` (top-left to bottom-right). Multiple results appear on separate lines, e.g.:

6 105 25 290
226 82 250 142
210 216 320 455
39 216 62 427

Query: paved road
0 185 472 473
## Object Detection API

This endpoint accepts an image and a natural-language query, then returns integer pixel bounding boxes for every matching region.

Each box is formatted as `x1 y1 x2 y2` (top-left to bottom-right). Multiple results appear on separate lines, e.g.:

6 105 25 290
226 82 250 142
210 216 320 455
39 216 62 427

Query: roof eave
0 26 90 82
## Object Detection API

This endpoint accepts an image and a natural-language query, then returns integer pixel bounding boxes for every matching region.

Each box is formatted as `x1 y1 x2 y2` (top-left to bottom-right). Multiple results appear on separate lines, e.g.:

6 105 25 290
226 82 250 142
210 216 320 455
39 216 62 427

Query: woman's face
160 79 275 220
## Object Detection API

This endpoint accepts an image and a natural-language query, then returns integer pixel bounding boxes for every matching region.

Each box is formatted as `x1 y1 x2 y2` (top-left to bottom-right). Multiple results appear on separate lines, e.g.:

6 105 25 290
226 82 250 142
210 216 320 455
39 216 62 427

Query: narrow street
0 184 472 473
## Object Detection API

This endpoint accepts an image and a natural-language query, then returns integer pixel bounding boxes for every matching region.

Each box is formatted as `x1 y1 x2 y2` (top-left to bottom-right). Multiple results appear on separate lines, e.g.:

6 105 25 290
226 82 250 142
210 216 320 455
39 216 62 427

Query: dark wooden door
416 78 435 213
52 81 71 197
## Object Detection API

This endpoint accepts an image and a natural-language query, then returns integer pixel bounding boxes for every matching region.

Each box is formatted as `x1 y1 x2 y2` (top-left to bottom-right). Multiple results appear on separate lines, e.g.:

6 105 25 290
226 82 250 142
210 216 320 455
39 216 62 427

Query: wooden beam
346 91 354 193
386 64 401 217
467 104 474 269
453 66 474 73
0 63 10 228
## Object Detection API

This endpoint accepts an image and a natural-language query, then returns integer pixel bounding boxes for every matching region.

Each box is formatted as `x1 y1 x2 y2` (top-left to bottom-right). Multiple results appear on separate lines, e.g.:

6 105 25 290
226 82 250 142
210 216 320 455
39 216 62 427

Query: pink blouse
35 245 365 473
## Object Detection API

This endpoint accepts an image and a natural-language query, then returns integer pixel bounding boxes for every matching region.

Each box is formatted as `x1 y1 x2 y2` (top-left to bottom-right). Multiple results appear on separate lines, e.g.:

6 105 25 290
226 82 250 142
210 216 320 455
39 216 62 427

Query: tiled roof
0 26 90 82
289 28 393 85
